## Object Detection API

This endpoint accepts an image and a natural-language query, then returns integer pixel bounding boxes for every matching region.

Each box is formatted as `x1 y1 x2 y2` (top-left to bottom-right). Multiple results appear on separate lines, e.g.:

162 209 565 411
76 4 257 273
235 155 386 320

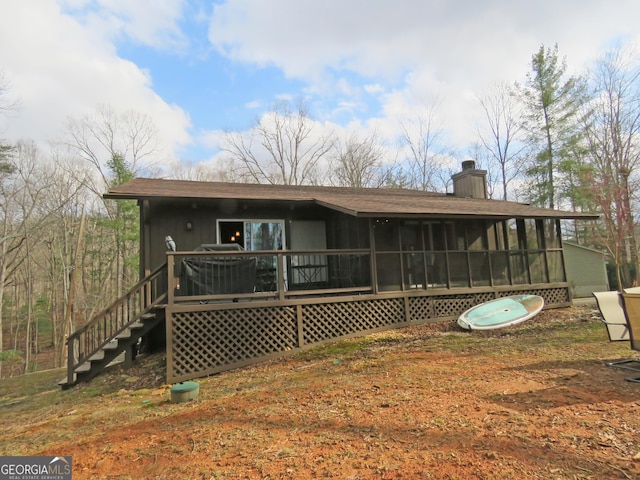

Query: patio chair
593 291 629 342
620 292 640 383
592 290 640 370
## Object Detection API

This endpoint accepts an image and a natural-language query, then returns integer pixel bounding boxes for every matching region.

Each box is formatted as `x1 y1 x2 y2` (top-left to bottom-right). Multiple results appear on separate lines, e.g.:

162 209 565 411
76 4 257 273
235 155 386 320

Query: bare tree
61 105 160 194
583 47 640 287
35 154 95 366
0 72 18 373
0 144 17 373
0 142 58 375
475 82 527 200
167 159 235 182
222 99 335 185
398 98 450 191
329 132 386 188
61 106 160 295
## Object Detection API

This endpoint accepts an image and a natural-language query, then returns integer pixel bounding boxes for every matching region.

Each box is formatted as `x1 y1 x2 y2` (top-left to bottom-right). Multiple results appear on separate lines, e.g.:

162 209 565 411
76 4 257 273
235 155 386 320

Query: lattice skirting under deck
166 286 570 383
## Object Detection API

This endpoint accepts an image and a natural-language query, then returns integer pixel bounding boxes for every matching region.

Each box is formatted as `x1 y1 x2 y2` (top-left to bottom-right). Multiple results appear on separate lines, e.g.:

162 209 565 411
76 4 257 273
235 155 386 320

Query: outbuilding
563 241 609 297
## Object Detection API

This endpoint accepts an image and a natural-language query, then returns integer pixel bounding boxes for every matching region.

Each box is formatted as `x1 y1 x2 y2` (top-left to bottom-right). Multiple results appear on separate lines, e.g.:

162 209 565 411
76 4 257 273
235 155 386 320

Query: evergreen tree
0 144 14 175
518 44 588 209
104 153 139 293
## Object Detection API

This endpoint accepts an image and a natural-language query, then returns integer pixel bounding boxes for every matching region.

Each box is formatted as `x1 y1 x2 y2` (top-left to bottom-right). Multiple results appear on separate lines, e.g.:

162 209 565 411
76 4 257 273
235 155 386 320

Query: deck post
296 304 304 347
124 343 135 369
66 337 75 385
368 219 379 294
277 253 286 301
403 296 411 324
144 274 151 309
167 253 175 305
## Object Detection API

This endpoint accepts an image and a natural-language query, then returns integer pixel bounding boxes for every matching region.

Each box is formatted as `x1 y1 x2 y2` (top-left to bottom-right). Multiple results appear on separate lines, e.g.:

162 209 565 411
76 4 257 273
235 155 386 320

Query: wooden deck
64 248 572 387
166 285 571 383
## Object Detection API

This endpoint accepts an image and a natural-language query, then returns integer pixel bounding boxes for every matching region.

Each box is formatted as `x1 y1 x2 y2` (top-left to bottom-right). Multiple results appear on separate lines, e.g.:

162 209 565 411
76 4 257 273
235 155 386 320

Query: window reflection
247 222 283 251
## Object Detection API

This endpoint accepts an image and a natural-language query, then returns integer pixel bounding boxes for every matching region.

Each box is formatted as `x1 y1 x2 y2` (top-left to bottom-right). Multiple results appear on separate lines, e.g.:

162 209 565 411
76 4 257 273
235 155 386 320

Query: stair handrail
66 262 168 385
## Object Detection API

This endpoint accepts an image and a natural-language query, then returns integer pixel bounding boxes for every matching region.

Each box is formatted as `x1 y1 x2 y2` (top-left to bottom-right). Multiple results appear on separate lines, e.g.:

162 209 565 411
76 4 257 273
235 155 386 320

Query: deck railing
66 263 168 385
166 249 372 304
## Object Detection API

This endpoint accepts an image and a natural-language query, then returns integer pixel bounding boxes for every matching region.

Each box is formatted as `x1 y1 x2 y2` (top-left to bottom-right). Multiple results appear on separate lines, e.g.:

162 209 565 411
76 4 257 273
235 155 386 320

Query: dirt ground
1 303 640 479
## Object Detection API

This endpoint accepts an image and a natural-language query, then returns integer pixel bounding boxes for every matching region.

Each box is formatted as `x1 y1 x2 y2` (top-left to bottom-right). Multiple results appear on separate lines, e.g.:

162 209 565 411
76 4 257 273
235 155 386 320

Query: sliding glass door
244 222 284 251
218 220 285 252
218 220 286 291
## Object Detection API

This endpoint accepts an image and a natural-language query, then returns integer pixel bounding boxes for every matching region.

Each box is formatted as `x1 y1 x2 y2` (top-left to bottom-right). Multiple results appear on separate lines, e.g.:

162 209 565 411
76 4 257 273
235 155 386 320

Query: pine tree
518 44 588 209
104 153 139 294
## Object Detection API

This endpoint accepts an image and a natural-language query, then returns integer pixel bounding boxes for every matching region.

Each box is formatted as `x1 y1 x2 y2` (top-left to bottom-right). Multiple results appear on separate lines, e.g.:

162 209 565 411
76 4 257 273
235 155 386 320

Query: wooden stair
59 312 162 389
60 263 168 389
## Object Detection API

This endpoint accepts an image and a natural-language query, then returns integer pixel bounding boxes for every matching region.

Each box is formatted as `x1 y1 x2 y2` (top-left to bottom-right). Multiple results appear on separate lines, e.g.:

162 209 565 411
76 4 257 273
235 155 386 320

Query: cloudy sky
0 0 638 169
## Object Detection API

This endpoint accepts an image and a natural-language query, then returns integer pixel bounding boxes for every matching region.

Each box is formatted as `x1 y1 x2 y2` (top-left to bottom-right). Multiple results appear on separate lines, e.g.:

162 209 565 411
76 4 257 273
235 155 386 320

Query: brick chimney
452 160 487 199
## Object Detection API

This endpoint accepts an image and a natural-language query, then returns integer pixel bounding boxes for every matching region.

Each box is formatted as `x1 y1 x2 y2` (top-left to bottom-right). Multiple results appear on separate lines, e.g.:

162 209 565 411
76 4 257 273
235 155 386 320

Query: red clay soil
2 304 640 479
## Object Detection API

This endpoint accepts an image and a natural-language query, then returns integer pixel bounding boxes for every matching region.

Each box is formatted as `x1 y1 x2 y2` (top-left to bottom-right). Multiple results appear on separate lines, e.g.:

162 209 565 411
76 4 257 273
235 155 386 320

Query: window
376 253 402 291
467 220 488 251
428 222 446 251
507 219 526 250
510 252 528 284
448 252 470 287
374 219 399 251
400 221 423 251
444 221 466 250
528 251 548 283
245 222 284 251
469 252 491 286
487 221 506 251
427 252 448 287
404 251 426 289
547 251 565 282
218 220 285 251
543 219 561 249
490 251 510 285
218 220 285 291
370 217 567 292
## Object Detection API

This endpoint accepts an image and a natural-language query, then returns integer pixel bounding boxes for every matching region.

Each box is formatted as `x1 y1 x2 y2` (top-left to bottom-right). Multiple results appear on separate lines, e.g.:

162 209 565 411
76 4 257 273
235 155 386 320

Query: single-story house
62 161 599 387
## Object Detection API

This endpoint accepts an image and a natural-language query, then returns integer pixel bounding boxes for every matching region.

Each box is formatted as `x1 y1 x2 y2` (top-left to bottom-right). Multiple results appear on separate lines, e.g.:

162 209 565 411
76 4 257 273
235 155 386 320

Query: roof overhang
104 178 600 220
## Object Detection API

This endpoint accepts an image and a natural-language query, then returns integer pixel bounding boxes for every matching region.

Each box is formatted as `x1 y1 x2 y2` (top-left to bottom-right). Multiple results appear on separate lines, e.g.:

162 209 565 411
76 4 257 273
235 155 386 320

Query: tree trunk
61 208 86 366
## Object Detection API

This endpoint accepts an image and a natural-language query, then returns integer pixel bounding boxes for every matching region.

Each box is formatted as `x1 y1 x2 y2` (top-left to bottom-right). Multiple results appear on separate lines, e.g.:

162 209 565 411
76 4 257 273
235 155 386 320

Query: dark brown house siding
141 197 370 274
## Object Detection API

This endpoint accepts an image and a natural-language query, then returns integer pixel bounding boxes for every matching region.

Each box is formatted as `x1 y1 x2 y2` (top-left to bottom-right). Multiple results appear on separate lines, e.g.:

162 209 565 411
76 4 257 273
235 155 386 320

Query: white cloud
209 0 639 80
364 84 385 95
245 100 262 109
2 0 639 173
0 0 191 163
64 0 190 50
208 0 640 148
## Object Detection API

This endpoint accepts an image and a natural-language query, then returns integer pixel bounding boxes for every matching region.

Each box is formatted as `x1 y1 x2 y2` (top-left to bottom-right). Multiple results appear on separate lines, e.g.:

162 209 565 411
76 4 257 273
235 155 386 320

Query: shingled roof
104 177 599 220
